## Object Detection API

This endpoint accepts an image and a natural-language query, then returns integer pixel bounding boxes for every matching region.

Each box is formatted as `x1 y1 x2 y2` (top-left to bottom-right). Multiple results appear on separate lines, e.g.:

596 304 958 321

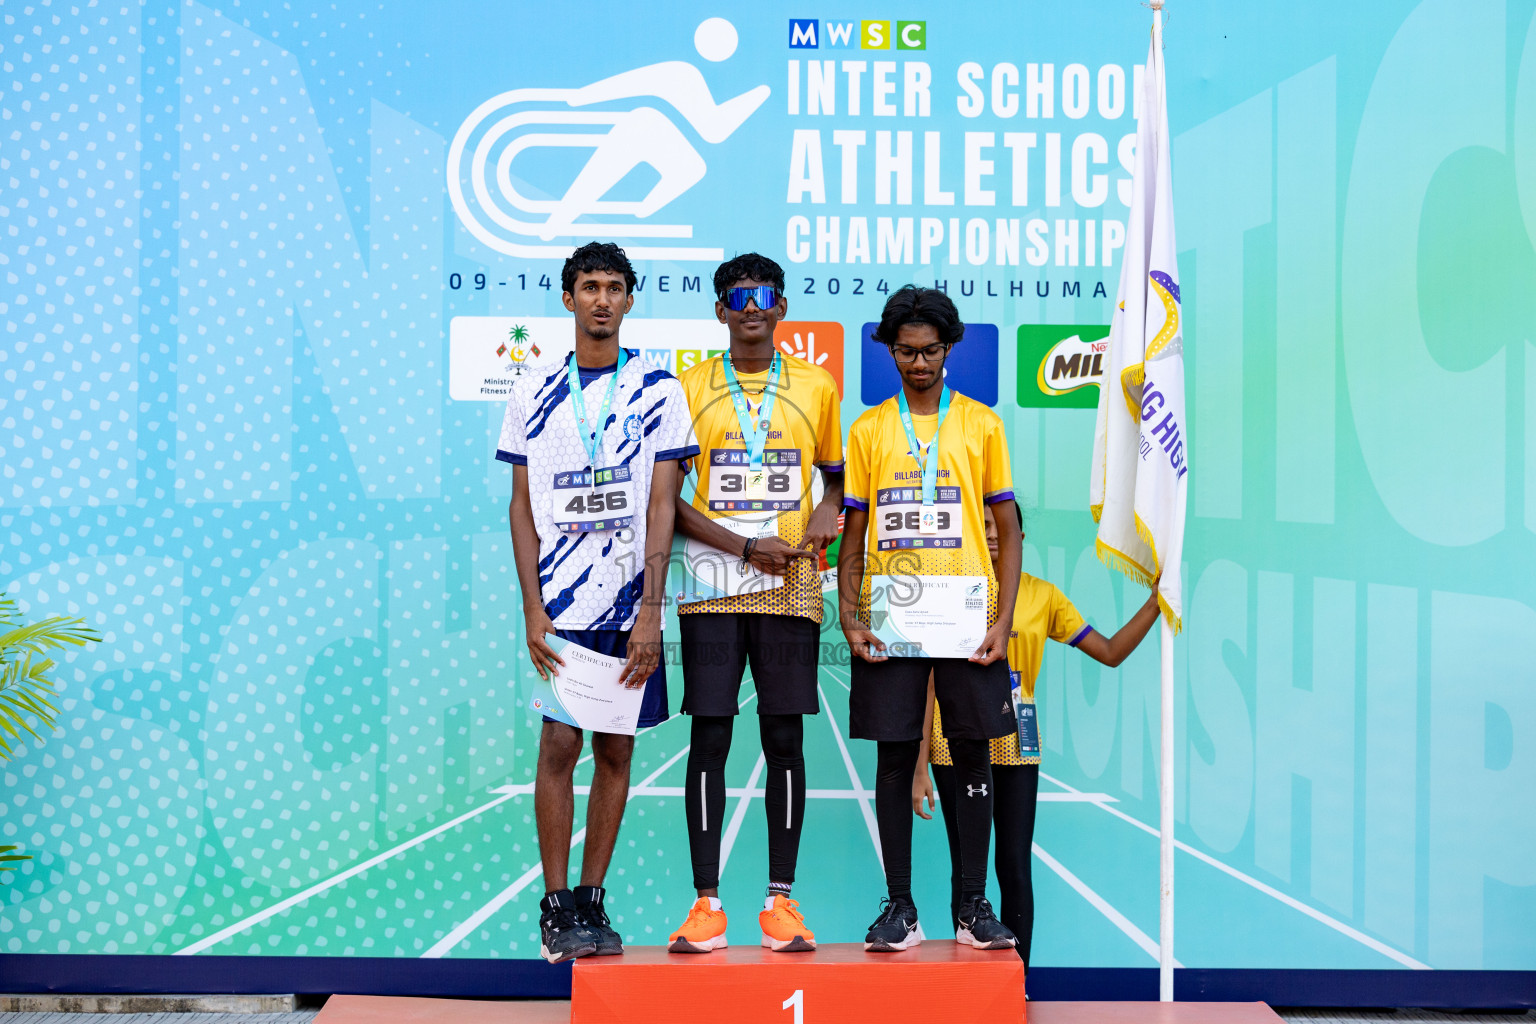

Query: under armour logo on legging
967 784 989 797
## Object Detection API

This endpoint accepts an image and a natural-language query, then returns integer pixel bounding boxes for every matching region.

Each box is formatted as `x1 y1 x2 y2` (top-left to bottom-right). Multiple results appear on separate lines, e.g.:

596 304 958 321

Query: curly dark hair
712 252 786 299
872 285 965 347
561 241 637 295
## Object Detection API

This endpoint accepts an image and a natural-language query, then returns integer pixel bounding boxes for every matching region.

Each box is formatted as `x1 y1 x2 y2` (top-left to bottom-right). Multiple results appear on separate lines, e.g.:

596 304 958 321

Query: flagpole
1148 0 1176 1004
1159 615 1175 1001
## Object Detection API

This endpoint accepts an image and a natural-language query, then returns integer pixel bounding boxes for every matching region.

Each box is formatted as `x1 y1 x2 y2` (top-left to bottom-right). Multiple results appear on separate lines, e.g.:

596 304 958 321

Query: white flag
1090 26 1188 631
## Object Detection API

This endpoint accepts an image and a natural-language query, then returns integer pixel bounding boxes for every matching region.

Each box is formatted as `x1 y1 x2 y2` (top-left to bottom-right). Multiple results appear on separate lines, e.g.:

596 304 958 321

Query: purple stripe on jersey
1069 624 1094 647
984 489 1016 505
816 460 846 472
844 495 869 511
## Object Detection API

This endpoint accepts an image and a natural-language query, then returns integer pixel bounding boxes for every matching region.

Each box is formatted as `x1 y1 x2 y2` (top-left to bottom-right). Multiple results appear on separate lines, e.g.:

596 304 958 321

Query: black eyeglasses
889 342 951 364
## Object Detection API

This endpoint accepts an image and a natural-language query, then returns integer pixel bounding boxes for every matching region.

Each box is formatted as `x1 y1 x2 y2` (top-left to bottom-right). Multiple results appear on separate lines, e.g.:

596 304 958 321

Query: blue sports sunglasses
721 286 781 312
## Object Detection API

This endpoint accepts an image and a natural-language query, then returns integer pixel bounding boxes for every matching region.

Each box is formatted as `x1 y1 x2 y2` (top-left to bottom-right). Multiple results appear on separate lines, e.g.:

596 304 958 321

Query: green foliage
0 592 102 761
0 592 100 876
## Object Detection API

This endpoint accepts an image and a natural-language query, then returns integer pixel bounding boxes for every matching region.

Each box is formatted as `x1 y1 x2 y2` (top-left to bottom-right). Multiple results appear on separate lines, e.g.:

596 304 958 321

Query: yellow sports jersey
843 391 1013 621
931 572 1091 766
678 353 844 622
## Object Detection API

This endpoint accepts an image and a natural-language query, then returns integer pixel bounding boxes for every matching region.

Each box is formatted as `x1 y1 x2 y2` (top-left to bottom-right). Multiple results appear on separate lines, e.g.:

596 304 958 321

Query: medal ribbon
897 385 952 506
566 348 628 471
722 352 781 472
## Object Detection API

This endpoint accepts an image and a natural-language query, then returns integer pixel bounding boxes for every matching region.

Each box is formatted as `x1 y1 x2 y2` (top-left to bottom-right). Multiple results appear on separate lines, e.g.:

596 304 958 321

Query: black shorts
679 612 821 716
848 655 1013 742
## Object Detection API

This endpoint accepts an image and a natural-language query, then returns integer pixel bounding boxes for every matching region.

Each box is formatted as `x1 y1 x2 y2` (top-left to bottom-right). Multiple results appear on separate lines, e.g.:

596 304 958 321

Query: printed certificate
529 636 645 735
867 574 988 658
674 514 786 604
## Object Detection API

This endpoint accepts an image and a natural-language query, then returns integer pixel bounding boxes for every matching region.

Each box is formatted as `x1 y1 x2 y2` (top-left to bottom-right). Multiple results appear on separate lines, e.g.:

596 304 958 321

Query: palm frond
0 592 100 762
0 845 28 872
0 656 60 757
0 615 102 660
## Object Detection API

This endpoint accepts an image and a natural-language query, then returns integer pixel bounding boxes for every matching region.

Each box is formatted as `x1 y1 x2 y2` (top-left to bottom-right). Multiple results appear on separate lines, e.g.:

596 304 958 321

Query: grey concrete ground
0 1017 318 1023
0 998 300 1015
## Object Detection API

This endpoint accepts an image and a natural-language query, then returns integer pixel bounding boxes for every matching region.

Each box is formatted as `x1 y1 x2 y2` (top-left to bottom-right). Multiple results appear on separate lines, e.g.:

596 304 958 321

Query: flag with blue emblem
1090 17 1188 632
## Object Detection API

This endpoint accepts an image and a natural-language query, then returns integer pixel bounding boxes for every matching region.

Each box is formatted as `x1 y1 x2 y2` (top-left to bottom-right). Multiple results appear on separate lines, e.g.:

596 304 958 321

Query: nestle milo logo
1016 324 1110 410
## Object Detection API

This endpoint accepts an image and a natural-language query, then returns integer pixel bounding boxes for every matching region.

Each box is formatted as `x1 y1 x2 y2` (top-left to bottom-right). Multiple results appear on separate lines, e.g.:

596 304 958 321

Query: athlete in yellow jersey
913 502 1162 978
839 285 1021 952
667 253 843 955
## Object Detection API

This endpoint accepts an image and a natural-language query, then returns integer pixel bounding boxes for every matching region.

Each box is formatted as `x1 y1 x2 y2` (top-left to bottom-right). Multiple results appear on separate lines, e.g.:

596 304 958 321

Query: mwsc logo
447 18 769 262
789 19 926 49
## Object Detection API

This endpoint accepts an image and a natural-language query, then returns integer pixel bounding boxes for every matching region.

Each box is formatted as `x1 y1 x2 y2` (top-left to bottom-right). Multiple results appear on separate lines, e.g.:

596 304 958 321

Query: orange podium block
571 941 1024 1024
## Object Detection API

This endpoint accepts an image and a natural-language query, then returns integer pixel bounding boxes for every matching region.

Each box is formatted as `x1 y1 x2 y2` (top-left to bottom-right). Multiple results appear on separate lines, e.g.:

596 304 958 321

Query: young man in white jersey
839 285 1022 952
665 253 844 954
498 242 698 963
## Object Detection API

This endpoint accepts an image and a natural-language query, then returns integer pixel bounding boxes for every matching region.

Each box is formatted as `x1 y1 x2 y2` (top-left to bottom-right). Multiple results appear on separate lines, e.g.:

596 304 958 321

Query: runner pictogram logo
446 18 769 262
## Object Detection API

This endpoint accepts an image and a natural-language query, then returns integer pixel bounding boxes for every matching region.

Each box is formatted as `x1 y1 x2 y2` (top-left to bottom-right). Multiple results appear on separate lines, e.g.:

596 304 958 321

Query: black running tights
875 737 994 901
934 762 1039 968
685 714 806 890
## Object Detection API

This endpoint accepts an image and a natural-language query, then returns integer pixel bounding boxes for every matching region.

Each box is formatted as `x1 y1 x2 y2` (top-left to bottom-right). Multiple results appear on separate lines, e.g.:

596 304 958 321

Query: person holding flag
498 242 698 964
1090 0 1189 998
838 285 1020 952
666 253 845 954
912 500 1163 976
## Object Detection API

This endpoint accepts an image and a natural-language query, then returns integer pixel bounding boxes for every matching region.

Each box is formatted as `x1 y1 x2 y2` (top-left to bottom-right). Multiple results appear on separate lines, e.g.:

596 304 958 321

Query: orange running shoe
759 893 816 952
668 897 728 953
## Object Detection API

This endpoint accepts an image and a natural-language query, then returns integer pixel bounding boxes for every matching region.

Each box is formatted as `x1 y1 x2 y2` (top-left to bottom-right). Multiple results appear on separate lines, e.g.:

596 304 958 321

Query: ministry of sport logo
497 323 540 375
447 18 769 262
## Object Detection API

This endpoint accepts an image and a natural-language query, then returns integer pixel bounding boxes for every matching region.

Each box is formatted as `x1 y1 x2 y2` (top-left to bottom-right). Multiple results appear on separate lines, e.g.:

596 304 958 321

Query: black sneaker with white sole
539 890 598 963
956 895 1017 949
864 895 920 952
574 885 623 956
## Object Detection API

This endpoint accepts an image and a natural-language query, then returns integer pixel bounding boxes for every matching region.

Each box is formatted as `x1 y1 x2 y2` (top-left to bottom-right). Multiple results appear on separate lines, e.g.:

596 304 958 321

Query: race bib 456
552 465 634 533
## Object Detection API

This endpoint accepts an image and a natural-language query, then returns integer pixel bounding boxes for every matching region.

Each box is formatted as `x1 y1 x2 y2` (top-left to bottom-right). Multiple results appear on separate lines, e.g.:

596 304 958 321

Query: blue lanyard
896 385 951 506
721 352 781 471
565 348 627 470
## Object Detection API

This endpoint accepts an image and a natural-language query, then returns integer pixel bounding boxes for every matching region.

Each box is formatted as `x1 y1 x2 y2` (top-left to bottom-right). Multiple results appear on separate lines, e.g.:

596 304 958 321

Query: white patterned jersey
496 351 698 630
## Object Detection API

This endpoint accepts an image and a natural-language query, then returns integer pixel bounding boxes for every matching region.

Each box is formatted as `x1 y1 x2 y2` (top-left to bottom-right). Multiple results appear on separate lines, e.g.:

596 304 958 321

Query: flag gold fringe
1133 512 1183 635
1158 591 1183 635
1095 535 1157 589
1090 501 1104 524
1134 511 1160 563
1120 362 1145 419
